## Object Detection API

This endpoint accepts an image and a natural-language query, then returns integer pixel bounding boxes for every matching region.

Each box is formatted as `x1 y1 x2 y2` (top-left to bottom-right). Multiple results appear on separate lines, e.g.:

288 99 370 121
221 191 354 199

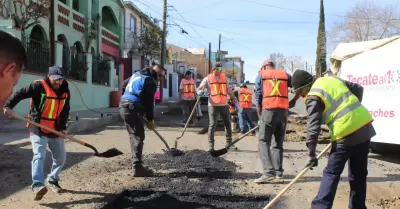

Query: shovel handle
142 117 171 150
12 114 91 147
227 125 259 148
263 143 332 209
176 96 201 140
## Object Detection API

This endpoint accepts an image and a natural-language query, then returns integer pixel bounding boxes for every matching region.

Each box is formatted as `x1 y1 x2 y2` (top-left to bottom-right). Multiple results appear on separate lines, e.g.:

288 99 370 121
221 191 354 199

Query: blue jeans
311 140 370 209
238 108 254 134
30 134 66 189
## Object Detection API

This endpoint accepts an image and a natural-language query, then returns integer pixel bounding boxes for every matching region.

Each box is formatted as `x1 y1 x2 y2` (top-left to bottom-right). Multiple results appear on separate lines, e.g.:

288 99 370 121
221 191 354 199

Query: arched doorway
27 25 49 73
69 41 86 81
57 34 69 75
101 6 118 35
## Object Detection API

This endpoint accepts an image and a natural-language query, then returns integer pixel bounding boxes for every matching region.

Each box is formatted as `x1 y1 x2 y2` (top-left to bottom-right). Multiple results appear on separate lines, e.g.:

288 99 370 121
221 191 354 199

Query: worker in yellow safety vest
290 70 376 209
179 71 197 125
197 62 239 152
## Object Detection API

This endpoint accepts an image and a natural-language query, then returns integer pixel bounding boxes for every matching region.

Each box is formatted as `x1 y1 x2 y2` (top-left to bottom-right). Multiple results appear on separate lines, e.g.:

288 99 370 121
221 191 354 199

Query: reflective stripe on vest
26 80 68 134
208 73 227 105
239 88 253 108
307 77 373 141
261 70 289 109
181 78 195 99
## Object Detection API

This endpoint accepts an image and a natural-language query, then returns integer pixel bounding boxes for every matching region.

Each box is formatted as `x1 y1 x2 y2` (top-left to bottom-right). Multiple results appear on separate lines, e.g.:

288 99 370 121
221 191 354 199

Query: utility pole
218 34 221 62
306 62 308 71
291 61 294 73
208 42 211 73
159 0 167 102
49 0 55 66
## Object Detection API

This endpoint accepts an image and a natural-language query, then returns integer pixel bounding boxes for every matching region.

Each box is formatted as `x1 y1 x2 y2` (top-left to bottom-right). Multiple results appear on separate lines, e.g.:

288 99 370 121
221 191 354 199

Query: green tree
315 0 327 78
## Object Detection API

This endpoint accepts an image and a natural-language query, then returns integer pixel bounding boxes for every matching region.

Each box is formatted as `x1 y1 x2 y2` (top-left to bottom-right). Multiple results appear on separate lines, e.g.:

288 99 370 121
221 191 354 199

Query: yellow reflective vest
306 77 373 141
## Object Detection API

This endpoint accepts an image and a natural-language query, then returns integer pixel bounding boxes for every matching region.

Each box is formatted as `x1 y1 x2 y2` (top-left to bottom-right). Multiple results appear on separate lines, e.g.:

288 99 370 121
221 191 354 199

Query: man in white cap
3 65 70 201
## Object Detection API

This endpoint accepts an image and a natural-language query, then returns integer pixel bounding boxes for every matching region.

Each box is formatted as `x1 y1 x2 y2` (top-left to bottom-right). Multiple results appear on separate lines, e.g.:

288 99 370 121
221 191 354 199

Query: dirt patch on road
285 115 331 143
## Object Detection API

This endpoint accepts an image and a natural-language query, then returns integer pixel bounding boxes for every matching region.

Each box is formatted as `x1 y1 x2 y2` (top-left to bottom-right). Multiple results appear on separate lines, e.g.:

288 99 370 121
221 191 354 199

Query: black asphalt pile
101 190 270 209
145 149 239 179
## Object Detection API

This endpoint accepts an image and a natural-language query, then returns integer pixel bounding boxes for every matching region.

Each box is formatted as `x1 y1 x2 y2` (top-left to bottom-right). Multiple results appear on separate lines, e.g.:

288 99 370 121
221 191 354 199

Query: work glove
234 101 239 110
304 156 318 170
147 120 155 130
289 99 296 109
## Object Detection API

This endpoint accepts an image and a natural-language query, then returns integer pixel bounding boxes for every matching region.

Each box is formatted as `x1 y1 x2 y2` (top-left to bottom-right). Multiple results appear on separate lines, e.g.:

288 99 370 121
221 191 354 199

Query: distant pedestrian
4 66 70 201
291 70 375 209
197 62 239 152
238 83 255 135
254 60 295 184
179 71 196 125
120 64 165 177
0 31 26 108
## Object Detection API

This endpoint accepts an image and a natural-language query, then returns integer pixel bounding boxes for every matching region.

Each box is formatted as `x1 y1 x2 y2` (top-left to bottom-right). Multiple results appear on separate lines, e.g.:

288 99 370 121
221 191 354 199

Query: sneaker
275 174 284 182
48 181 65 193
133 165 154 177
253 175 276 184
33 185 48 201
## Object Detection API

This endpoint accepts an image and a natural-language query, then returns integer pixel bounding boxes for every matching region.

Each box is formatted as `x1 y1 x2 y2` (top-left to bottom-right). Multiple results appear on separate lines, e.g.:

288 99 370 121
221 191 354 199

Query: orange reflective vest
207 73 227 104
181 78 195 99
239 88 253 108
261 70 289 109
229 100 236 113
26 80 68 134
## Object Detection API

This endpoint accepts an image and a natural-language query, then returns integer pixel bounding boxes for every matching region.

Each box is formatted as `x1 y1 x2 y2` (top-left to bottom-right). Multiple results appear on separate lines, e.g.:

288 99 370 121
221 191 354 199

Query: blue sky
130 0 399 82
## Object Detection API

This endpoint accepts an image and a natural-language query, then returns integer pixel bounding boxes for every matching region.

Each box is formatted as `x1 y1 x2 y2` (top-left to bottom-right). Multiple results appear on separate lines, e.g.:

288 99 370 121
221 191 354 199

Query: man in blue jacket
120 64 165 177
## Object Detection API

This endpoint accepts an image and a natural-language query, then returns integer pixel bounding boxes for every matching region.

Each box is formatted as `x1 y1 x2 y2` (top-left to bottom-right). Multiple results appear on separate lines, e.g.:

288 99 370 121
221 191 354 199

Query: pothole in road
101 190 270 209
155 167 232 179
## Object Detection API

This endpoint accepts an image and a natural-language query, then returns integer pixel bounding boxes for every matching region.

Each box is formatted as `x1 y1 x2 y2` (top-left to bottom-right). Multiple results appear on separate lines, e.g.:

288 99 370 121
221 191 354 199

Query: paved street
1 115 400 208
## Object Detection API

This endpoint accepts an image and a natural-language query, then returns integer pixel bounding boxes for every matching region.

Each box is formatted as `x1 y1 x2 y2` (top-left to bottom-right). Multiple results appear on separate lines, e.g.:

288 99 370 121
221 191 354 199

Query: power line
168 5 208 43
180 0 226 14
169 26 207 48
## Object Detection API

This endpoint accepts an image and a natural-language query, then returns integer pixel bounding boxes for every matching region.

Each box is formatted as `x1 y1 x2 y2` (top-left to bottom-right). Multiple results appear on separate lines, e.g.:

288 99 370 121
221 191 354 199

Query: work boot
208 142 214 152
253 175 276 184
133 164 154 177
48 180 65 193
32 185 48 201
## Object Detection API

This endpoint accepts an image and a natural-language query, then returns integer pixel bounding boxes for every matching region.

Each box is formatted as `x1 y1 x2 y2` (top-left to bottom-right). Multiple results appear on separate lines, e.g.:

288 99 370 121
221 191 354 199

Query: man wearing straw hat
290 69 375 209
253 60 295 184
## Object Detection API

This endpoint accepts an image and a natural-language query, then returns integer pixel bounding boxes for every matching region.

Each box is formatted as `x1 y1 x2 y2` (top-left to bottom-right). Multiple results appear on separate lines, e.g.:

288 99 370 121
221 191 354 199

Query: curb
67 114 122 134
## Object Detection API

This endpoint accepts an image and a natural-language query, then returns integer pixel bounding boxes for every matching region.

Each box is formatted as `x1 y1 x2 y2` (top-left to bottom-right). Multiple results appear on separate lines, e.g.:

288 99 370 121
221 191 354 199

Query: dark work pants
311 140 370 209
208 106 232 144
181 100 195 123
119 99 145 168
258 109 288 177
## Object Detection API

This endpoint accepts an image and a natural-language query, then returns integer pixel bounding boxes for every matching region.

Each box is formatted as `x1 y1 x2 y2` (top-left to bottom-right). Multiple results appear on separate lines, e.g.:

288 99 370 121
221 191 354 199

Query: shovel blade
210 148 228 157
95 148 123 158
164 148 185 157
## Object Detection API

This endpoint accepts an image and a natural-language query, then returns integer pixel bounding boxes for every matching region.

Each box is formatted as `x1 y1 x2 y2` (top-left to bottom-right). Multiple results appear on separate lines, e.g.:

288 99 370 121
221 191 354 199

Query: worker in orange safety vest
197 62 239 152
179 71 197 125
3 66 70 200
238 83 255 136
253 60 296 184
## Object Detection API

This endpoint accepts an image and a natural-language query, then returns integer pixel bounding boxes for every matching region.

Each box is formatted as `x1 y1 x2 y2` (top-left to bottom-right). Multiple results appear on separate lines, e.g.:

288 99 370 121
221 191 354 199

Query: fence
92 55 110 85
25 38 50 74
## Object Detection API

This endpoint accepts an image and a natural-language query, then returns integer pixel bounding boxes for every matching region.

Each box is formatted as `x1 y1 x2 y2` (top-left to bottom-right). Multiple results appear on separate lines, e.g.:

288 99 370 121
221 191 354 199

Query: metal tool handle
143 117 171 150
11 113 99 154
176 96 201 140
227 125 259 148
263 143 332 209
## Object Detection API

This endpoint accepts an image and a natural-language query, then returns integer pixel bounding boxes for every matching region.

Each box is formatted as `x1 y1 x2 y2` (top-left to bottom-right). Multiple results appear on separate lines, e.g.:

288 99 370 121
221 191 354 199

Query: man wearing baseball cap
3 65 70 201
197 62 239 152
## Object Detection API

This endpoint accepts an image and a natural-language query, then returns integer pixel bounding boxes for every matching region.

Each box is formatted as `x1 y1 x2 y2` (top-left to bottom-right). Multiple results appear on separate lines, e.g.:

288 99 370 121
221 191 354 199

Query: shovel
12 114 123 158
210 125 259 157
143 118 184 157
174 96 201 148
263 143 332 209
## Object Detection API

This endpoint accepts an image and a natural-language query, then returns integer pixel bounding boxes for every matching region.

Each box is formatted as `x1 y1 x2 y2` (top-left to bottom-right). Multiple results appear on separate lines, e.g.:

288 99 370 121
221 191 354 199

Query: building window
72 0 79 12
59 0 67 4
130 15 136 34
